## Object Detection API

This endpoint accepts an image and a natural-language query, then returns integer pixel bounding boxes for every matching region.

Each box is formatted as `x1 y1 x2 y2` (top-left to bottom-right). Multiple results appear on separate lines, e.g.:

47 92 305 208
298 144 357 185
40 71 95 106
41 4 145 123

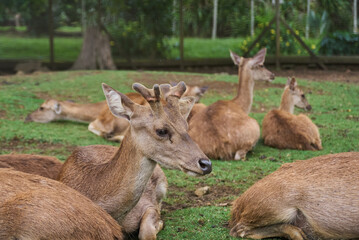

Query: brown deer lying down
0 153 167 240
262 77 322 150
0 168 123 240
230 152 359 240
88 84 208 141
58 82 211 236
0 153 62 179
25 99 107 123
188 49 275 160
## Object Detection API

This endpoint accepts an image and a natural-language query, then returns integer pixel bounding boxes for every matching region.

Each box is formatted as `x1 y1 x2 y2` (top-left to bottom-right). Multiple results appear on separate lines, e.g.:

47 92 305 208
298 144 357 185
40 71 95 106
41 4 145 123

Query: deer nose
306 105 312 111
198 159 212 175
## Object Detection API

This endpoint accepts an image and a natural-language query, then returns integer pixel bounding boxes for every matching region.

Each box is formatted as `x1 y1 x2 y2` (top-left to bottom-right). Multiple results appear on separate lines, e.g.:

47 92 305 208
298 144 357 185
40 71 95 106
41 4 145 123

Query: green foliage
107 0 173 59
240 24 318 56
319 32 359 56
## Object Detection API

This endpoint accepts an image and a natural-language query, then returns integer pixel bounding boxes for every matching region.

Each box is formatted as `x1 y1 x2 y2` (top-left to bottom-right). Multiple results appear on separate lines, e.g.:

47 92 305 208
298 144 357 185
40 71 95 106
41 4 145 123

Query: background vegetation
0 70 358 239
0 0 357 62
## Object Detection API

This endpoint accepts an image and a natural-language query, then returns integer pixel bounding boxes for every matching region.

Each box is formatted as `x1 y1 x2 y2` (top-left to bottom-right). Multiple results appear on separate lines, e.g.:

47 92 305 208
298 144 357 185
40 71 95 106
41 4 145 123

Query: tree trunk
72 26 116 70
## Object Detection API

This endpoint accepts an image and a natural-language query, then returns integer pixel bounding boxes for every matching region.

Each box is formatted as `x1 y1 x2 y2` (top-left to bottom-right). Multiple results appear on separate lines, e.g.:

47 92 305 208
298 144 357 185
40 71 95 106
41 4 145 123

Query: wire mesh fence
0 0 358 72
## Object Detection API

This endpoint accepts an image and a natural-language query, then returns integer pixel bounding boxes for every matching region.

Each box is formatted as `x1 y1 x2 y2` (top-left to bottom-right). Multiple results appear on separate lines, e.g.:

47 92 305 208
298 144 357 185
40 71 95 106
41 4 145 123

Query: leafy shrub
319 32 359 55
239 23 316 56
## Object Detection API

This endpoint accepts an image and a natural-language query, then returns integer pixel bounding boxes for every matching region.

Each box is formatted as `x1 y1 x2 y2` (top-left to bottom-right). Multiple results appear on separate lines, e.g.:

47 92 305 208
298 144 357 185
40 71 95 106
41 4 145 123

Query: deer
0 168 124 240
0 153 62 179
88 84 208 142
230 152 359 239
188 48 275 160
262 77 322 150
58 82 211 237
25 99 107 123
0 152 168 240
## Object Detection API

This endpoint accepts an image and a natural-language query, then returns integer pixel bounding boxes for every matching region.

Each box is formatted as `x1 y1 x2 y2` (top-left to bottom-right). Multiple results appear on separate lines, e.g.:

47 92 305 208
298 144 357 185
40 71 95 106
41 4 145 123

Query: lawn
0 70 358 239
0 30 320 62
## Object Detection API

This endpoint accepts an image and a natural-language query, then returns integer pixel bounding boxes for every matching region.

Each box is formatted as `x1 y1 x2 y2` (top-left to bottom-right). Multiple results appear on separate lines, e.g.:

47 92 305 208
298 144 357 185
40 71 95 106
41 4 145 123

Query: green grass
0 36 83 61
0 34 322 61
0 70 358 239
167 37 245 59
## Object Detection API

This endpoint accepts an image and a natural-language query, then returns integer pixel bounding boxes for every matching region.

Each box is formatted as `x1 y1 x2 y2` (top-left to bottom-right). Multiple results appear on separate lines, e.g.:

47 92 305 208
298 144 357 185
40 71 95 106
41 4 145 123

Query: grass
0 30 321 61
0 36 83 61
0 70 358 239
167 37 245 59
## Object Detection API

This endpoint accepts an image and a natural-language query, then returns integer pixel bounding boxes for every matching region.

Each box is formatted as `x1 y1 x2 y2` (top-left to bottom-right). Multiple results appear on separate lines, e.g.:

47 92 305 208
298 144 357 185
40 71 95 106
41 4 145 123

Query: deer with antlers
0 153 167 240
88 84 208 141
188 49 275 160
0 168 124 240
230 152 359 239
262 77 322 150
57 81 211 238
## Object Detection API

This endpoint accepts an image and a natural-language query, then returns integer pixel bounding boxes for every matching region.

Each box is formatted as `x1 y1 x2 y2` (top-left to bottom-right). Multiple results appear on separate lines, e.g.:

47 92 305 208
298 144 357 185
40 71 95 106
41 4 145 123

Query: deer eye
259 65 264 68
156 128 169 138
301 94 305 98
39 107 44 111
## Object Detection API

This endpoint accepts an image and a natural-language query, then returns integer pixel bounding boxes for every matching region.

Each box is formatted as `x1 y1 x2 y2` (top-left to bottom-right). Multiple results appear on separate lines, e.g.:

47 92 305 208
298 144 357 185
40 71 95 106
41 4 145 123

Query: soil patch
273 69 359 84
162 184 241 213
0 110 6 119
128 72 284 96
34 91 90 103
0 137 75 155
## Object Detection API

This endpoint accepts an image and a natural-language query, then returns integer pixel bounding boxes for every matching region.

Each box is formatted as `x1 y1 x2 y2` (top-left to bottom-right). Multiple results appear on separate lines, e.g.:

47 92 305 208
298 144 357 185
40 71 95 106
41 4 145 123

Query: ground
0 69 358 240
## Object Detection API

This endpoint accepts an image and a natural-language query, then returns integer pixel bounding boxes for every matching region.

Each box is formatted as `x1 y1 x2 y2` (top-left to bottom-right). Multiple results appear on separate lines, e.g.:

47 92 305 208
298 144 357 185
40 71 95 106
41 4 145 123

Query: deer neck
279 89 295 114
58 101 96 122
99 130 157 222
233 66 254 114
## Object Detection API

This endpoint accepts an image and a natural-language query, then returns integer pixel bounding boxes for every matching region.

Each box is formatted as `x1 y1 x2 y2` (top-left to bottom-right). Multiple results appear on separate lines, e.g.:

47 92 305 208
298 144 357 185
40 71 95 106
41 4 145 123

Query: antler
132 83 163 114
160 81 187 100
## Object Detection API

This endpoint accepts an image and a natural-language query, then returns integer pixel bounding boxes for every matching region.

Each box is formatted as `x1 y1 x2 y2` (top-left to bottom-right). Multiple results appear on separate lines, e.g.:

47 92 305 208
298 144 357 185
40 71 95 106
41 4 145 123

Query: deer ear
230 50 241 65
289 77 297 91
178 96 196 120
102 83 135 121
251 48 267 66
52 102 61 114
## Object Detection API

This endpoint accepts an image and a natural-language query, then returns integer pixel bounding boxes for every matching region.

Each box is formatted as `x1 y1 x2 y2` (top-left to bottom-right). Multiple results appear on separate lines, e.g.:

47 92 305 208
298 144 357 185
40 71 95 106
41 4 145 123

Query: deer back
0 168 123 240
230 152 359 239
0 154 62 179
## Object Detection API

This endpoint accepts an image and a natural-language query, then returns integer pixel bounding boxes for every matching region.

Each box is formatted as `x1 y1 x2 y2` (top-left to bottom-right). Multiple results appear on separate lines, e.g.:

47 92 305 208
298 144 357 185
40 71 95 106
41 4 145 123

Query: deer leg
234 149 247 161
243 224 307 240
138 207 163 240
107 134 125 142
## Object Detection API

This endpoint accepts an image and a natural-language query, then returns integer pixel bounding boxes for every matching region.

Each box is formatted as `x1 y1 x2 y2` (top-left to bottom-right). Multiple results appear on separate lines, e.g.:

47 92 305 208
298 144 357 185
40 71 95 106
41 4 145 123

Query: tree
72 0 116 70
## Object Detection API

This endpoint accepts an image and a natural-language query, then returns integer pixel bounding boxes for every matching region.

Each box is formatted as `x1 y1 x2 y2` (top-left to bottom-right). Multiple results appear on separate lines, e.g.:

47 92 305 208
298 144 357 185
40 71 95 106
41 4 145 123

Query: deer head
230 48 275 82
286 77 312 111
102 81 212 176
25 99 62 123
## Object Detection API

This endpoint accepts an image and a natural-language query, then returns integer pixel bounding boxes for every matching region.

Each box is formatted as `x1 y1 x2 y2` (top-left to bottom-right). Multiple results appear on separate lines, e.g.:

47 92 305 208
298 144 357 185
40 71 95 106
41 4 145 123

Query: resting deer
88 84 208 142
262 77 322 150
0 168 123 240
188 49 275 160
0 152 168 240
0 154 62 179
230 152 359 239
25 99 107 123
58 82 211 237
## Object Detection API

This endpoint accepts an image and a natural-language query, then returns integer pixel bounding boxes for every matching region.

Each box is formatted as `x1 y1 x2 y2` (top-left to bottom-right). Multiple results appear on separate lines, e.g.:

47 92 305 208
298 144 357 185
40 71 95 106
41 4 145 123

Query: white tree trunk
212 0 218 40
305 0 310 39
250 0 254 36
354 0 358 34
